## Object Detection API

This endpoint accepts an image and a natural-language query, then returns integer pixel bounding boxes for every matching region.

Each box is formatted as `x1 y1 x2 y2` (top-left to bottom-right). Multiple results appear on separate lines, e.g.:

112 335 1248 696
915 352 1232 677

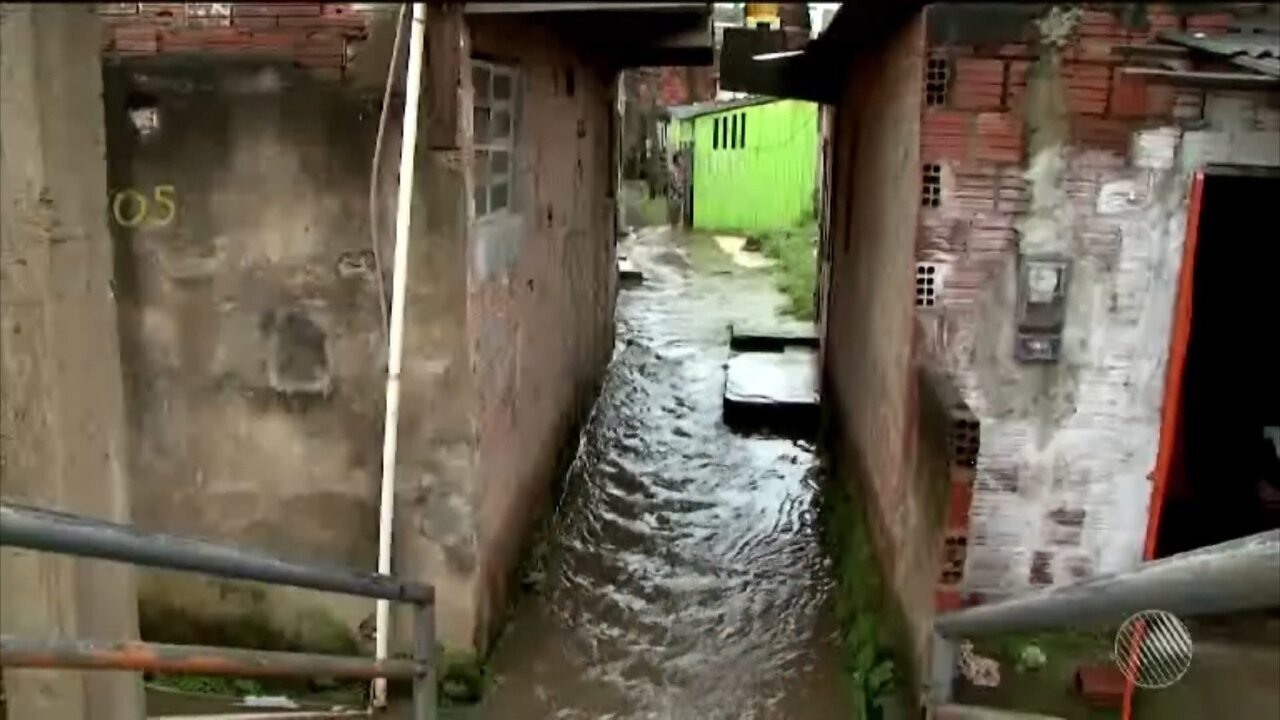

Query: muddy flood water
474 227 848 719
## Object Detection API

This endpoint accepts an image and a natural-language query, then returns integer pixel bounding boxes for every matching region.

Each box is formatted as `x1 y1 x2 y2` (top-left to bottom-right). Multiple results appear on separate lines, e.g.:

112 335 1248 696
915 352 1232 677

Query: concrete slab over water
618 254 644 286
723 348 819 435
729 321 819 352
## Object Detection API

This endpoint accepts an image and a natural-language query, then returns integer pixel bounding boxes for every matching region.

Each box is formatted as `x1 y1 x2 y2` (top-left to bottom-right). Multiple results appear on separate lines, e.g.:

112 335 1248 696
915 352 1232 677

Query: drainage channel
475 226 847 719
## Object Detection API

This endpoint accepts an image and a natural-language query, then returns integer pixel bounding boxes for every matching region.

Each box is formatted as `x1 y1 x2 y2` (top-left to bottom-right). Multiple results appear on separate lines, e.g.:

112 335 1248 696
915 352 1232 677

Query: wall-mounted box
1014 254 1070 364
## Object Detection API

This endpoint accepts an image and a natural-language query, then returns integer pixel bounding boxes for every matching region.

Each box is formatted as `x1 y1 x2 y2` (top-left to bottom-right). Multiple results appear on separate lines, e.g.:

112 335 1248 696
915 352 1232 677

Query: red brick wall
919 4 1219 328
657 66 715 106
916 4 1269 601
99 3 371 79
920 6 1202 294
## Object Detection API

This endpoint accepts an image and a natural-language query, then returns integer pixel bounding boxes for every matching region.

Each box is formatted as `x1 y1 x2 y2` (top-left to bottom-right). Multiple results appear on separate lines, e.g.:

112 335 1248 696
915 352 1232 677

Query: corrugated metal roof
1160 30 1280 77
667 95 778 120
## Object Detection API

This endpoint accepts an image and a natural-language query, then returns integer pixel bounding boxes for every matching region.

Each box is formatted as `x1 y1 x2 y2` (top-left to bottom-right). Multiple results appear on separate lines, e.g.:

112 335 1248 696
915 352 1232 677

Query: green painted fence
688 99 817 234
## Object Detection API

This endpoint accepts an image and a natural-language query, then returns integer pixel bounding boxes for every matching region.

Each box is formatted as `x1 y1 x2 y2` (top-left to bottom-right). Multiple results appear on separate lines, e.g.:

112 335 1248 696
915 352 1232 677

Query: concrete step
617 255 643 286
933 704 1066 720
723 347 819 436
728 321 818 352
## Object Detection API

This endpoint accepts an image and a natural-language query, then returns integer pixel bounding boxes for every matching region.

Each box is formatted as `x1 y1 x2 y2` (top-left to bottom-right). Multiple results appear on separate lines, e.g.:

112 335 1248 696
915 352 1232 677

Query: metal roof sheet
667 95 778 120
1160 30 1280 77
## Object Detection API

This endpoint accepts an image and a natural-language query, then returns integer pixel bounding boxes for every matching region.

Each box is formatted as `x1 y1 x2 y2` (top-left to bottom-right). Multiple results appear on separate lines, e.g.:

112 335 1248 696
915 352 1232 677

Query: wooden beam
1110 44 1189 59
464 3 706 14
1119 66 1280 90
426 4 467 150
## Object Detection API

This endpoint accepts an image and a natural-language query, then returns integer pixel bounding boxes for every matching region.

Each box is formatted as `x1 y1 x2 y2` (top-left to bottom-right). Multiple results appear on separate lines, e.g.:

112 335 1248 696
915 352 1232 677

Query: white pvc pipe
368 3 408 335
373 1 427 709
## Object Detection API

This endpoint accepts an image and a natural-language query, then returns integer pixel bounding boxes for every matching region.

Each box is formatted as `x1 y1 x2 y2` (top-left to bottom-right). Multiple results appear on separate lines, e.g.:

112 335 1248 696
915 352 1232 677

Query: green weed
755 223 818 321
437 646 489 706
149 675 265 698
819 472 911 719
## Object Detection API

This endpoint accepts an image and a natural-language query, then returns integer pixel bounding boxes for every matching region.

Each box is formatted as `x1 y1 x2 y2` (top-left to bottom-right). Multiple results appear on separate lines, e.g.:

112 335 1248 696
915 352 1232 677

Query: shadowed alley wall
467 15 618 648
822 12 947 680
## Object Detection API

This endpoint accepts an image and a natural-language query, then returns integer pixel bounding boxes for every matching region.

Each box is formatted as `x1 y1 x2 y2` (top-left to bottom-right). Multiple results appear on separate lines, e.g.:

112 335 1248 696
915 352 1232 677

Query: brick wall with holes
918 5 1195 308
98 3 372 80
913 3 1280 605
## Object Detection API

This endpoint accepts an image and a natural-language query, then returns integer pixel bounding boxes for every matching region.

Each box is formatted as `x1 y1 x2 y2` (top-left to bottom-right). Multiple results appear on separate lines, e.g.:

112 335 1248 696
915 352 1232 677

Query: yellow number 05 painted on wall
110 185 176 228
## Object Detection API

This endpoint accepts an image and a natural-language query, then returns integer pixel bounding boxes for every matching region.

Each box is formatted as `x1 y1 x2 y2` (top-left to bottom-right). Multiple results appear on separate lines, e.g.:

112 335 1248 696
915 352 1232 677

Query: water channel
477 226 847 719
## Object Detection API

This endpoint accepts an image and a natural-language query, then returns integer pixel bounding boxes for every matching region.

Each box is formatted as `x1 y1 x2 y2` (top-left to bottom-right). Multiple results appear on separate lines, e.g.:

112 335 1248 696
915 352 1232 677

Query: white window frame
472 59 518 219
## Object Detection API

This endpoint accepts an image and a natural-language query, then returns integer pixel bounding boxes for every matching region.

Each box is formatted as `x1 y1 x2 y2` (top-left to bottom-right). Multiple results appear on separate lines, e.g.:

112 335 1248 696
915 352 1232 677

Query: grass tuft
754 222 818 321
819 470 911 719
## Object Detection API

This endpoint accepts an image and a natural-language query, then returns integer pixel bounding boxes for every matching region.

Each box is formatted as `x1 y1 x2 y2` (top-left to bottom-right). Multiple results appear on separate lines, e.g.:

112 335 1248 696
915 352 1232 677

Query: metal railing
928 529 1280 704
0 501 436 719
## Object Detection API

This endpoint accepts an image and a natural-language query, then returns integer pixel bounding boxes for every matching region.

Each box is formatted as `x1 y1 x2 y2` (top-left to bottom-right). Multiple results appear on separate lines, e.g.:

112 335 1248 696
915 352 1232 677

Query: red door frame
1122 170 1205 720
1142 170 1205 561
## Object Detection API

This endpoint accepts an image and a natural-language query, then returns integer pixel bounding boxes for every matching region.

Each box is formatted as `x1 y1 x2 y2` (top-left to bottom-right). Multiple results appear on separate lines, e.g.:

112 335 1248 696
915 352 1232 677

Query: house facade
724 0 1280 689
668 97 819 233
89 1 711 655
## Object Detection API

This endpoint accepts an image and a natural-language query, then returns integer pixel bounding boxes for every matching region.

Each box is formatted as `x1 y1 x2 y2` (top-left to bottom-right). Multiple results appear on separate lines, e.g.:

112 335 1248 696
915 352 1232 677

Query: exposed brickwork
951 58 1004 110
922 110 1024 165
916 3 1279 597
1185 12 1233 33
931 374 980 612
1144 5 1181 40
659 66 715 106
922 109 971 162
98 2 371 78
915 4 1246 310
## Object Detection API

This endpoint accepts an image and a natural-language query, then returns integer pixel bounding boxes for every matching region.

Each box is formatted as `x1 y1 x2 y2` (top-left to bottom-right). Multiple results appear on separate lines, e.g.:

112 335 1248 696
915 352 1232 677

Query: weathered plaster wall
101 7 619 654
388 9 479 649
823 13 941 677
916 4 1280 598
0 6 144 718
102 58 398 647
467 16 618 649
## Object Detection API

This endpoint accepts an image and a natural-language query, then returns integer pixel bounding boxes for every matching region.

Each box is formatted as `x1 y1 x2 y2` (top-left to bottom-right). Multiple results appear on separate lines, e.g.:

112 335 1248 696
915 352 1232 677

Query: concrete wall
467 15 618 650
822 12 943 679
103 57 399 649
96 5 618 654
915 4 1280 598
0 6 143 719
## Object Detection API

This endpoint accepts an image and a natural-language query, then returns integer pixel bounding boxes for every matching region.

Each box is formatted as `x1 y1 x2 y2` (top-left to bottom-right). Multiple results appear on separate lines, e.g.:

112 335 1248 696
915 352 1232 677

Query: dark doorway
1153 168 1280 558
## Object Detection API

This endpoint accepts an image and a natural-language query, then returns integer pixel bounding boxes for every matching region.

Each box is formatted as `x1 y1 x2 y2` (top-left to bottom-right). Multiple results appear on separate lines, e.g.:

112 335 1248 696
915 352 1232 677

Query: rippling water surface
479 227 846 719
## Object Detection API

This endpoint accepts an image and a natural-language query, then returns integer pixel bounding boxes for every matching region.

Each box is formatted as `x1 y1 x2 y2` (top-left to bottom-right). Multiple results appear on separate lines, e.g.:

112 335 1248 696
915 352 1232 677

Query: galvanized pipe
935 529 1280 638
412 600 437 720
0 502 432 604
0 636 424 680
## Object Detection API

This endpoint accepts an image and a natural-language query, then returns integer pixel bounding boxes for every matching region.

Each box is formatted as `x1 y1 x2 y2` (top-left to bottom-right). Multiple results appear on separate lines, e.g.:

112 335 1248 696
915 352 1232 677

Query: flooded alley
477 227 847 719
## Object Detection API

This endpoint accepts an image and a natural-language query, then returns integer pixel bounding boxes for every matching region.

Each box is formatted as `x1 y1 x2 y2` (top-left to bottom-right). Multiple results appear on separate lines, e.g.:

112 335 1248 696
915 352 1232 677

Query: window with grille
473 60 518 218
